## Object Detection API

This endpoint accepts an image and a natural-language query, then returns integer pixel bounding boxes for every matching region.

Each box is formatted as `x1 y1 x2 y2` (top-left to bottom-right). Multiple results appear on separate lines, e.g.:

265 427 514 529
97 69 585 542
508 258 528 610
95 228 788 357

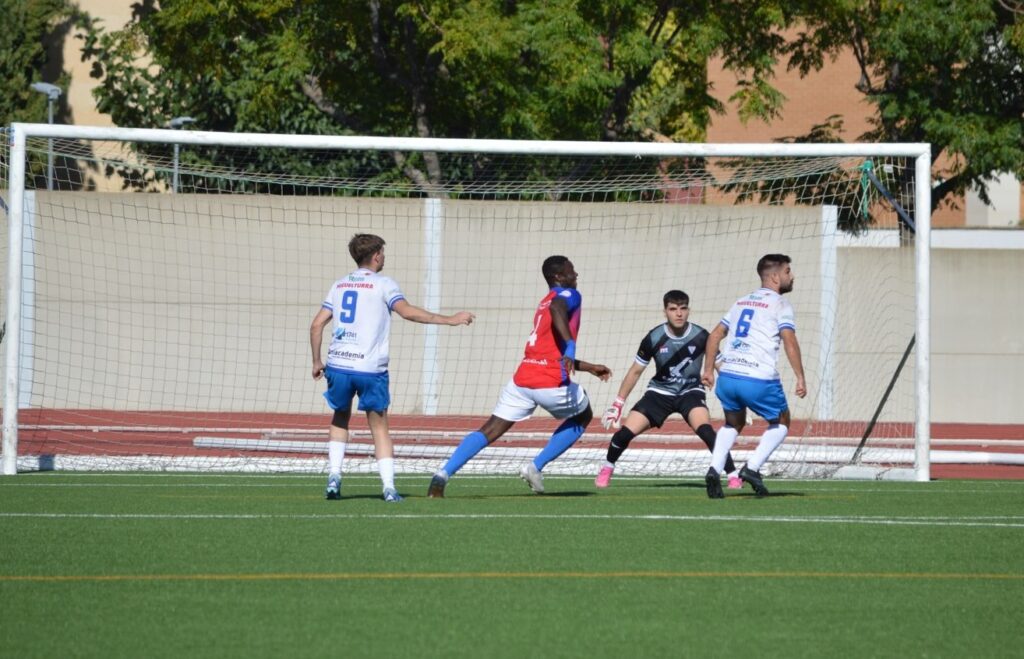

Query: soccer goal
1 124 932 480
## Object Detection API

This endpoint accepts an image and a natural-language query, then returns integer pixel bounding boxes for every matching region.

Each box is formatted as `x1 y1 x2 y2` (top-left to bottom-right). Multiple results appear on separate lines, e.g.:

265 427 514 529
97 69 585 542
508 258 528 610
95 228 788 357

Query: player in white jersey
700 254 807 498
310 234 475 502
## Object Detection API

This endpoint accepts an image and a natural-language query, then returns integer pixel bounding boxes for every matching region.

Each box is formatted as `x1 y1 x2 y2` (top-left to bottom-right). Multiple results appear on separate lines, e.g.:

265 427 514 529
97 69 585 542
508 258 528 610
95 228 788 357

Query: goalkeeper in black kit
595 290 740 489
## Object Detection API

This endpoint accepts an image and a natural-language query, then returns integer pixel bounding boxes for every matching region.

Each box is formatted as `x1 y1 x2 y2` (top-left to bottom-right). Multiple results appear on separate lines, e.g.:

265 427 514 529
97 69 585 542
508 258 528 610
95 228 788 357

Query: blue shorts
715 373 788 421
323 368 391 413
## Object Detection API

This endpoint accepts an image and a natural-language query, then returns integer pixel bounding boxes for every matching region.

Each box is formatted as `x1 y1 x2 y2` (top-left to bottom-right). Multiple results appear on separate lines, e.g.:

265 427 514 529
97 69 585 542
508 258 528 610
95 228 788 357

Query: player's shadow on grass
336 494 396 501
648 482 805 498
720 491 806 498
454 491 595 499
651 482 709 490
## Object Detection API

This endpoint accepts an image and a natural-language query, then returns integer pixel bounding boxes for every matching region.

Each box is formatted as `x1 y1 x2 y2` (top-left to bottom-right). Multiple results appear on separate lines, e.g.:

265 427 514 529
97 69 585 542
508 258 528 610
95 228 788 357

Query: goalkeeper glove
602 396 625 430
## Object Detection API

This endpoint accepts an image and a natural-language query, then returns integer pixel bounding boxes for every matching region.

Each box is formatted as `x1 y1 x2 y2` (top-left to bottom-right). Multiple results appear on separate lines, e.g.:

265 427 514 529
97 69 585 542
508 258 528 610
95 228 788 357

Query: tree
788 0 1024 212
1 0 88 188
81 0 800 192
0 0 81 127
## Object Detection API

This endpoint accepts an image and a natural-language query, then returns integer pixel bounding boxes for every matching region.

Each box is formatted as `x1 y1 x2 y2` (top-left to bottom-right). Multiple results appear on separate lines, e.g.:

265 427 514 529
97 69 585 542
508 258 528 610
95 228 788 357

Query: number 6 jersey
717 287 796 381
321 267 405 374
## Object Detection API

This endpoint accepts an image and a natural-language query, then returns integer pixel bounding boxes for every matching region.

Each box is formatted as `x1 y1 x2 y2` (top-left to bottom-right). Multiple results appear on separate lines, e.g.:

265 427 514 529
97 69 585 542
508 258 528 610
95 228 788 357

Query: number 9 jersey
322 267 406 374
717 287 796 381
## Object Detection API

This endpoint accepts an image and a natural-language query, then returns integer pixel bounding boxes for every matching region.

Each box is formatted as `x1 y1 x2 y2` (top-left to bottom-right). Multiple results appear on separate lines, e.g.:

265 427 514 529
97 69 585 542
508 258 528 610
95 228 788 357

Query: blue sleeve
554 287 582 315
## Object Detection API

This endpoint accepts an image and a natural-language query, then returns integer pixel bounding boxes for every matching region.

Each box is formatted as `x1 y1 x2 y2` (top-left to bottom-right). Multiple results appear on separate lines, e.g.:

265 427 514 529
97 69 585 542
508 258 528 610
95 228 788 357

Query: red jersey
512 287 582 389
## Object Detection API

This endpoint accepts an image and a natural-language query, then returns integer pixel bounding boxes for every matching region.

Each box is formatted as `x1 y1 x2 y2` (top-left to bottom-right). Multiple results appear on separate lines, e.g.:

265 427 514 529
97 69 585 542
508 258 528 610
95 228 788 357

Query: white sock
378 457 395 491
603 461 615 470
328 441 346 476
748 424 788 472
710 426 739 473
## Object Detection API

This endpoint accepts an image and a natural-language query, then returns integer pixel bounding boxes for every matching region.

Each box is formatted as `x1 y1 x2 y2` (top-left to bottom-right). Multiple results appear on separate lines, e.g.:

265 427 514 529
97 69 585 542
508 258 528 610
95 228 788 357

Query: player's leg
428 380 524 497
747 407 791 472
709 376 748 473
706 374 748 498
684 400 740 489
366 410 402 502
705 408 746 498
428 415 515 498
524 383 592 493
326 409 351 499
442 414 515 478
741 389 791 496
356 372 400 501
322 367 357 500
596 395 658 488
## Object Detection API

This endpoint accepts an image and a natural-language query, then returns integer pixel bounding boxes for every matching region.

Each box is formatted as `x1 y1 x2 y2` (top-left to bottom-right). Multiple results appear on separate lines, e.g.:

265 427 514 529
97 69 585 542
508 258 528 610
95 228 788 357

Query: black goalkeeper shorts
631 389 707 428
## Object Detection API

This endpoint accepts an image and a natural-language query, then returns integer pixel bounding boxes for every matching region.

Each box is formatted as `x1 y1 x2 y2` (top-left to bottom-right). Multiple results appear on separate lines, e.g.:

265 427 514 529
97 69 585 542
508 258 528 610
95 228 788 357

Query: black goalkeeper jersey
634 322 709 396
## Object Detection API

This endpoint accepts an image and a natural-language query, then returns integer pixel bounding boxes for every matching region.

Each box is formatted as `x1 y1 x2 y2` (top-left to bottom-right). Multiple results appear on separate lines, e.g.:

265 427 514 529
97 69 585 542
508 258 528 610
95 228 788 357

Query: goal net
1 126 930 480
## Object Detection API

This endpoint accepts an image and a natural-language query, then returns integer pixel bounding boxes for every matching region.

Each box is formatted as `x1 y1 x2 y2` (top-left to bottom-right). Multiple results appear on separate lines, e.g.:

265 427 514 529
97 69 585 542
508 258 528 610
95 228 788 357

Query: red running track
8 409 1024 479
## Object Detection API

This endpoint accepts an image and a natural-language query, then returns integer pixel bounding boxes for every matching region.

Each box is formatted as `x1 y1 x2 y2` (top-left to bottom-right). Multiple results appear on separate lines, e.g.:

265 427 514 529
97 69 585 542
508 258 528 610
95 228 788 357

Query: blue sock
532 417 585 471
442 431 490 477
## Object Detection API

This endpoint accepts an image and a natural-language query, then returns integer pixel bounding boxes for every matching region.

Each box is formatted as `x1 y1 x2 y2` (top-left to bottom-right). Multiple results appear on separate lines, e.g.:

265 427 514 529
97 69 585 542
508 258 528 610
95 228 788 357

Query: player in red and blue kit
427 256 611 497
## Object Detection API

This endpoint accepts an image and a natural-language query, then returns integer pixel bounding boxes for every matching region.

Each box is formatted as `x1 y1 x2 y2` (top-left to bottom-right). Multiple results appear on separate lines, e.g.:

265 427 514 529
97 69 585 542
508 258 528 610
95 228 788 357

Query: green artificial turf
1 474 1021 658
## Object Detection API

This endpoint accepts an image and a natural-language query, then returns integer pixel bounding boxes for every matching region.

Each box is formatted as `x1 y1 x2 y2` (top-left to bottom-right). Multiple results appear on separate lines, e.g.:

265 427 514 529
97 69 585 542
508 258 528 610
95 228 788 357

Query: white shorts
491 380 590 423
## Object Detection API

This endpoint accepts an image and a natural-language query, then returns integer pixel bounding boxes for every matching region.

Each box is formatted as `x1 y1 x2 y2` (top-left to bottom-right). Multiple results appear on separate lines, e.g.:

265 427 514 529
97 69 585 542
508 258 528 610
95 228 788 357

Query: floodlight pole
29 83 62 191
168 116 196 193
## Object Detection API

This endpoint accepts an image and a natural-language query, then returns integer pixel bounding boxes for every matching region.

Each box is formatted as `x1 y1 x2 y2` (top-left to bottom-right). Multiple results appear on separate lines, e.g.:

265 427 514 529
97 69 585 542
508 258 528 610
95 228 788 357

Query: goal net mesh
1 131 918 478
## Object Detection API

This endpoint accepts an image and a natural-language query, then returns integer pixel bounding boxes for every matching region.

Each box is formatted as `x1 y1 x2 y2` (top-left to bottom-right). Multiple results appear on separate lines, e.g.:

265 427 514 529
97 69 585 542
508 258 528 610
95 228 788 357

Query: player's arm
549 295 577 376
575 359 612 382
701 323 728 388
780 328 807 398
602 360 646 429
391 299 475 326
310 307 333 380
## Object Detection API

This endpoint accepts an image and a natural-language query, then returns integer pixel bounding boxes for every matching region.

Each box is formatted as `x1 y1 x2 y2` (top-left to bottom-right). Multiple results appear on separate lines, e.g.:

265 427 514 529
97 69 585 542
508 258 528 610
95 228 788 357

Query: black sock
606 427 636 464
697 424 736 474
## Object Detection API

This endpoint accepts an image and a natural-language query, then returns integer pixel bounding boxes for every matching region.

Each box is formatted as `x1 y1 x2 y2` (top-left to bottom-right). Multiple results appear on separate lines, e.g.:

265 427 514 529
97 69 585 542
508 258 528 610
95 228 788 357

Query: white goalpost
1 123 932 480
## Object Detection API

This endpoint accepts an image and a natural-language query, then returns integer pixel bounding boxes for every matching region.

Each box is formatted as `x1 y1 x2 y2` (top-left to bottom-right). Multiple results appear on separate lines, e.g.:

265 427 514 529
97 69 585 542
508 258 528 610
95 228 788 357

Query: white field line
1 511 1023 529
20 425 1024 446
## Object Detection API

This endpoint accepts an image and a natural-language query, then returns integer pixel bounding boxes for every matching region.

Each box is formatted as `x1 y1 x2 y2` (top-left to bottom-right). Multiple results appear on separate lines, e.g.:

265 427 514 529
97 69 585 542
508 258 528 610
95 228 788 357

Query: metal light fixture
30 82 62 191
168 116 196 193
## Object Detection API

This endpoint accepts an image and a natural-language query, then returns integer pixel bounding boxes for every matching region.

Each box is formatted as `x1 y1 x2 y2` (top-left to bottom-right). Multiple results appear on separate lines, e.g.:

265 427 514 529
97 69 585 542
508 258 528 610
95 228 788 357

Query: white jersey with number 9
322 267 405 374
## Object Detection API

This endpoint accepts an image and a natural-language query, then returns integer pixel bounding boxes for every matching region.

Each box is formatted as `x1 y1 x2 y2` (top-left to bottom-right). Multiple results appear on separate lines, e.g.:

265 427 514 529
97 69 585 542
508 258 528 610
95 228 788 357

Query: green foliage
721 115 883 233
790 0 1024 211
0 0 80 127
81 0 798 192
0 0 87 187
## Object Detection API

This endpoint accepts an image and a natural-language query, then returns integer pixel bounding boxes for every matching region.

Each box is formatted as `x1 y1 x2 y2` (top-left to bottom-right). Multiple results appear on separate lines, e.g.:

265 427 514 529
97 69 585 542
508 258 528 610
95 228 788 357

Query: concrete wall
1 192 1020 424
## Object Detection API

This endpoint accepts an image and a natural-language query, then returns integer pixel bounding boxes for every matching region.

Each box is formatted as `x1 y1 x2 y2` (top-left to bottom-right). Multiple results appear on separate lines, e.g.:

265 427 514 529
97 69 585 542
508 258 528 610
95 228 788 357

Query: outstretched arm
575 359 612 382
614 361 646 401
309 307 333 380
602 361 645 428
392 299 475 326
780 328 807 398
701 323 728 388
